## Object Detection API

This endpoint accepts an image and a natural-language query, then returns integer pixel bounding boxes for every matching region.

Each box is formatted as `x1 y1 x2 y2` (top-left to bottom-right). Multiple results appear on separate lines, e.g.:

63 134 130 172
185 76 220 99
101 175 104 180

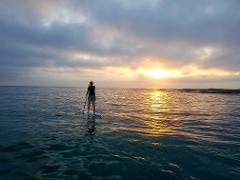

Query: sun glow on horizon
137 65 239 80
139 68 178 79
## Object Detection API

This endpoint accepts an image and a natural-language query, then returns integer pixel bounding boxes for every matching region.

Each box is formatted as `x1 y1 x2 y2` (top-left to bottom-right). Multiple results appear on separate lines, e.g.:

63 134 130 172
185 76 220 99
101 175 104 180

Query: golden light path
140 90 174 136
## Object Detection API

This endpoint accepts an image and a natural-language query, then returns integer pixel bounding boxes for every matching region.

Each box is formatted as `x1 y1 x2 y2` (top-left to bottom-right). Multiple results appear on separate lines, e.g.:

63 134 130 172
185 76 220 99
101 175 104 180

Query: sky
0 0 240 88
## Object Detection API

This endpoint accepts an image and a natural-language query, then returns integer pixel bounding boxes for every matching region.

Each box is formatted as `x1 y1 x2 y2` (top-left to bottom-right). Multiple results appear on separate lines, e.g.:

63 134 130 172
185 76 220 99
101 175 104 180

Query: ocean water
0 87 240 180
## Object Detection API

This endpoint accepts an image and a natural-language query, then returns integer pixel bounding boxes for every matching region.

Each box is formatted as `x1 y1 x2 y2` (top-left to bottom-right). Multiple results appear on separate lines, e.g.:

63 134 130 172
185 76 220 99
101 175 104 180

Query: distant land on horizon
174 88 240 94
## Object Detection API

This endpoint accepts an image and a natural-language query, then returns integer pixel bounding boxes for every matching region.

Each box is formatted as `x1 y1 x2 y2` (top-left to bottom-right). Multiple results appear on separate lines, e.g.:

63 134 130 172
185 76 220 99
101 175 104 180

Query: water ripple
0 87 240 179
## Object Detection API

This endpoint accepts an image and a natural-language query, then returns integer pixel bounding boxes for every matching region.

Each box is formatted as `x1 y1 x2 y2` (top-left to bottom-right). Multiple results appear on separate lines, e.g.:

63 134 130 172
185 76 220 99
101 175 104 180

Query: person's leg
92 101 95 115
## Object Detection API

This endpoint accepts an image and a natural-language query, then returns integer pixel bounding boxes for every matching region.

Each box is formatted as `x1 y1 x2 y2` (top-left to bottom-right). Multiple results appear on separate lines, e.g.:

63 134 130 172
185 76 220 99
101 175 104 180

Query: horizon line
0 85 239 90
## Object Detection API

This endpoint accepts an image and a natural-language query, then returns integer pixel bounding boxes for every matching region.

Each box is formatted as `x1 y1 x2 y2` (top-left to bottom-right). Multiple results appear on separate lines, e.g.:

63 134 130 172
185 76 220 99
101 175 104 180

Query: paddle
82 96 88 114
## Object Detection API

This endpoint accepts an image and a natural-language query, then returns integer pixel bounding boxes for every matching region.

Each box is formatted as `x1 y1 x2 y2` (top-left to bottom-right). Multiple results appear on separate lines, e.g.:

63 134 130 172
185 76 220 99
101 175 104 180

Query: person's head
89 81 93 86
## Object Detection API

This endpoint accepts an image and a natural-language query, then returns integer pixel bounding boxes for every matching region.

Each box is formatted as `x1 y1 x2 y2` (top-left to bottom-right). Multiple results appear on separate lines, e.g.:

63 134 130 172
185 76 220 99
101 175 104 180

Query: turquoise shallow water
0 87 240 180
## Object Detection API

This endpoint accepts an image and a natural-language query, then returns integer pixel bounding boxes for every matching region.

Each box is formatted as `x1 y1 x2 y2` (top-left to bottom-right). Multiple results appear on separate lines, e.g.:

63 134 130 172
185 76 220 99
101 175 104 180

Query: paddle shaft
83 96 88 113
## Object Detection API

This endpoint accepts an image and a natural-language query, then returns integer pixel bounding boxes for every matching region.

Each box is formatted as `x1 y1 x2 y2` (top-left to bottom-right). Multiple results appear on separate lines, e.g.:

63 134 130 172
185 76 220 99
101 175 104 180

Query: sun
142 69 176 79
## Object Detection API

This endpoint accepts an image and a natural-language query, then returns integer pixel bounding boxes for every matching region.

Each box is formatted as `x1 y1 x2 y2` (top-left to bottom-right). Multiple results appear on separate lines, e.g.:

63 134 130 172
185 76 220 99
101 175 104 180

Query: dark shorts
88 95 96 102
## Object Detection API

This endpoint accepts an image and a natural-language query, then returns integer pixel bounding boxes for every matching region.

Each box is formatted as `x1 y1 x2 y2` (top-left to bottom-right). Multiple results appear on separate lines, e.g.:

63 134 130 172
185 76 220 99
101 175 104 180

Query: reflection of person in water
87 118 96 134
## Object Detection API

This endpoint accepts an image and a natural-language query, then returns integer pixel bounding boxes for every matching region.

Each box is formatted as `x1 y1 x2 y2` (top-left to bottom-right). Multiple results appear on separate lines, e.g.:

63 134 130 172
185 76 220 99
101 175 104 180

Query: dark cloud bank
0 0 239 87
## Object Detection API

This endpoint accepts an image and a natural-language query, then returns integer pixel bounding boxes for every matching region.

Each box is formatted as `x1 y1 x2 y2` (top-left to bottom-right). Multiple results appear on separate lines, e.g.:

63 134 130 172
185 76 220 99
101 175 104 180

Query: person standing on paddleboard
86 81 96 115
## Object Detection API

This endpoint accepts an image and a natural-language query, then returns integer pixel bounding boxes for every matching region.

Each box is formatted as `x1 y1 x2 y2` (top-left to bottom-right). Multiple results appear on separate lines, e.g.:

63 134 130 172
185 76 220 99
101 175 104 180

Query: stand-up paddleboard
81 110 102 118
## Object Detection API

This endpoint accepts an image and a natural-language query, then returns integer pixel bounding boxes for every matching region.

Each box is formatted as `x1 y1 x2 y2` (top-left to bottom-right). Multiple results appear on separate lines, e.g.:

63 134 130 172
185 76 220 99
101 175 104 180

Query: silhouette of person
86 81 96 115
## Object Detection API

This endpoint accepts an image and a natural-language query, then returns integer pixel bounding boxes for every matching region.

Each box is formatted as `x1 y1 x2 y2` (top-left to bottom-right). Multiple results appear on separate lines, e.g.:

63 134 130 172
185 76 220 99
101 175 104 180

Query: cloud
0 0 239 87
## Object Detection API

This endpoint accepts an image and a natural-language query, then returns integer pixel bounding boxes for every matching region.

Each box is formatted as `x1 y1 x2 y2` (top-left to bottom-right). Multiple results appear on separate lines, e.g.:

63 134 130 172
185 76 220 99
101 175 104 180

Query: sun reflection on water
148 90 171 113
140 90 174 136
